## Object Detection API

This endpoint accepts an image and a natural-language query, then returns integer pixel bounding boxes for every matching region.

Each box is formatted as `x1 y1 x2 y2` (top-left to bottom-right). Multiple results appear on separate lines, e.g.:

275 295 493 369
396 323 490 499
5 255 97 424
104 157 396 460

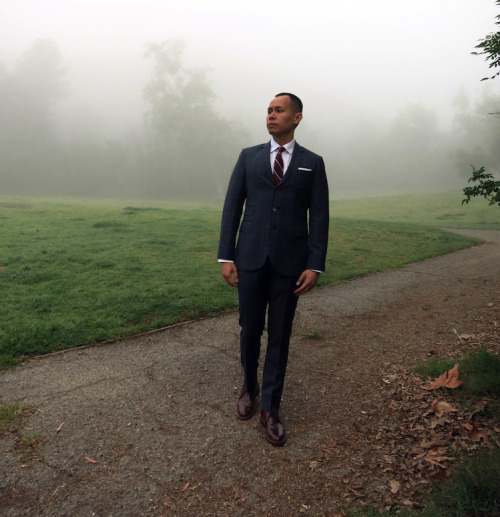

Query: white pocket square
298 167 312 171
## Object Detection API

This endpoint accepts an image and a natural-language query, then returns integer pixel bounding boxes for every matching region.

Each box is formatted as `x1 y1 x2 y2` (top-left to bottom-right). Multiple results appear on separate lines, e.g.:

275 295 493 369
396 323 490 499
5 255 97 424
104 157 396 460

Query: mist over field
1 0 499 201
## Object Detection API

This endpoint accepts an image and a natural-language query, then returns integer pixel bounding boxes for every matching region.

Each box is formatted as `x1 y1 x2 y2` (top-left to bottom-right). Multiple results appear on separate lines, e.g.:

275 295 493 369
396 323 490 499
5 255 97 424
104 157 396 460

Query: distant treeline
0 40 248 201
1 39 499 200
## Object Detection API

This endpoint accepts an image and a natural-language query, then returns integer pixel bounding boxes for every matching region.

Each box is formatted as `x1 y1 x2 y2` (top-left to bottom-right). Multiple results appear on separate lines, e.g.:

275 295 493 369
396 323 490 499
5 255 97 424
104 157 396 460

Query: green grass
414 348 500 419
421 447 500 517
333 191 500 229
321 217 479 286
414 348 500 399
16 433 46 464
0 193 487 367
0 402 26 433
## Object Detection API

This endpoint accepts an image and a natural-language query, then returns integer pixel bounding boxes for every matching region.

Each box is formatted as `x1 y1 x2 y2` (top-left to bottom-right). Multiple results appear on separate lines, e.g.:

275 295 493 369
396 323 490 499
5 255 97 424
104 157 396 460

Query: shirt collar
270 138 295 154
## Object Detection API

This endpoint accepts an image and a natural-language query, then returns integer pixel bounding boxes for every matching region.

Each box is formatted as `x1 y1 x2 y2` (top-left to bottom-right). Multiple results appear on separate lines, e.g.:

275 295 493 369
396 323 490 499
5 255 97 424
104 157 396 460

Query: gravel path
1 229 499 516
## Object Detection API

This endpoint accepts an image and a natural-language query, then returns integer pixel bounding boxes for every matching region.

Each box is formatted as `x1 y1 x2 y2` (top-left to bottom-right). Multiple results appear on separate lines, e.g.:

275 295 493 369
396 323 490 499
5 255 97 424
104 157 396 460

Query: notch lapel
259 142 276 186
278 142 302 186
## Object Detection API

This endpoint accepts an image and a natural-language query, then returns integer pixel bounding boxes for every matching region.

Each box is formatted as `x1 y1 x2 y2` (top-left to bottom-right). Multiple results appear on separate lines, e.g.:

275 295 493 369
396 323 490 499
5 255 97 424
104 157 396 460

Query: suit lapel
259 142 275 186
279 142 302 186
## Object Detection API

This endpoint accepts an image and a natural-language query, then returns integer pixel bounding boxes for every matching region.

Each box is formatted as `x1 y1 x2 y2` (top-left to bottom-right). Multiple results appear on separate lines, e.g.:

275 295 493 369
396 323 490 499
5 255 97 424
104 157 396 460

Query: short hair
275 92 303 114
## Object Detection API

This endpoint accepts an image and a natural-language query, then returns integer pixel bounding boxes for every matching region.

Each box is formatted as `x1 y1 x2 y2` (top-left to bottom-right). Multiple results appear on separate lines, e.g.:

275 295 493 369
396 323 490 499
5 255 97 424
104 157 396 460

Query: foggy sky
1 0 499 198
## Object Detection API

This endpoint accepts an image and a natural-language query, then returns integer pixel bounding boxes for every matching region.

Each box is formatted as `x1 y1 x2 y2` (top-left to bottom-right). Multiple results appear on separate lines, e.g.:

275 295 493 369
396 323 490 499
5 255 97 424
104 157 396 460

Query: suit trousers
237 259 299 413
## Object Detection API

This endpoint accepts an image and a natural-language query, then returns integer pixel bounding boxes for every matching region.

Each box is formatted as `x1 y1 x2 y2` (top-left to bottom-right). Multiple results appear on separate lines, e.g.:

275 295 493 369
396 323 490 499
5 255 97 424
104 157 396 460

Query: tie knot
278 146 286 154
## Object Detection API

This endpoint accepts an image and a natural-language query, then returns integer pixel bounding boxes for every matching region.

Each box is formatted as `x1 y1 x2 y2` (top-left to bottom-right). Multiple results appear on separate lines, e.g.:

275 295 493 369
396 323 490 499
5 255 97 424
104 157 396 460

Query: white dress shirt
270 138 295 174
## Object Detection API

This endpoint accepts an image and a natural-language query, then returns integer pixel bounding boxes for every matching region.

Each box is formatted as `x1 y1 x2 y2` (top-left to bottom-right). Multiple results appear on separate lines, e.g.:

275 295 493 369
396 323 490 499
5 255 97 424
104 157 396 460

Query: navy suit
219 141 329 412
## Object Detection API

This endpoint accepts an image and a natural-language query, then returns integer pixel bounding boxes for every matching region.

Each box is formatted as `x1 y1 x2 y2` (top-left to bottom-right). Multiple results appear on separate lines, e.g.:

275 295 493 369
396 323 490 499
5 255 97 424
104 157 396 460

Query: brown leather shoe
237 384 259 420
260 409 287 446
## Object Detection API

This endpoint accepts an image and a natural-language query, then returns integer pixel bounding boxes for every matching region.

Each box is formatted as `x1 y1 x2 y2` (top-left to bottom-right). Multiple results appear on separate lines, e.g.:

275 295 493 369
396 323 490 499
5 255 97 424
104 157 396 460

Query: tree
452 90 500 177
0 39 67 145
0 39 68 193
472 0 500 81
462 166 500 206
143 40 248 200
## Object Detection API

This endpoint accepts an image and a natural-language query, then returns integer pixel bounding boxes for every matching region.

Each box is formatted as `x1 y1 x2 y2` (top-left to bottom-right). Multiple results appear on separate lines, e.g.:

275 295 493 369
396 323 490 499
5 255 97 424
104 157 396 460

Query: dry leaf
389 480 400 494
56 422 64 433
84 456 97 464
430 397 457 417
430 417 452 429
430 469 449 480
180 482 190 492
463 423 490 444
423 364 463 390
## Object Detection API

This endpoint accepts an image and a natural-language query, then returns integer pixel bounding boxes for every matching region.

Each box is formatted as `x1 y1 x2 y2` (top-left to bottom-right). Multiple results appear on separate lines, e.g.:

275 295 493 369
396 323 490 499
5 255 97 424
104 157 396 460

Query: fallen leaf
309 461 319 470
389 480 400 494
56 422 64 433
430 469 449 480
423 364 463 390
180 482 190 492
463 423 490 444
84 456 97 464
430 397 457 418
430 417 452 429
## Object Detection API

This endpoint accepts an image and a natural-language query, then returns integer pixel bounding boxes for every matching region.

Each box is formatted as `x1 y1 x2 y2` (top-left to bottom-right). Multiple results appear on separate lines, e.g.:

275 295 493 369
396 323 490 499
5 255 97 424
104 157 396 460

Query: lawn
0 192 493 367
333 191 500 229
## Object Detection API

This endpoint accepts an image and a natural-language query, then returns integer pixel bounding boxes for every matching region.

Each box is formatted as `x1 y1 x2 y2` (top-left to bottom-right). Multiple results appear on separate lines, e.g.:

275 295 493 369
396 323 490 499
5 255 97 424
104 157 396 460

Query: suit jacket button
272 206 277 212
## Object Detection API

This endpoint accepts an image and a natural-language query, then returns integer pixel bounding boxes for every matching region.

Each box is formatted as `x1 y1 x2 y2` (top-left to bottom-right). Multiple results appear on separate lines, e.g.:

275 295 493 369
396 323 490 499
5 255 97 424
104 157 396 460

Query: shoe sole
264 432 287 446
237 406 256 420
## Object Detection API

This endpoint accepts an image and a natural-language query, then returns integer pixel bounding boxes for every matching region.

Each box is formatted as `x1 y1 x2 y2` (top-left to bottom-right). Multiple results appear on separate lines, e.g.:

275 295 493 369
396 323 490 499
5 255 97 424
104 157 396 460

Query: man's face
266 95 302 142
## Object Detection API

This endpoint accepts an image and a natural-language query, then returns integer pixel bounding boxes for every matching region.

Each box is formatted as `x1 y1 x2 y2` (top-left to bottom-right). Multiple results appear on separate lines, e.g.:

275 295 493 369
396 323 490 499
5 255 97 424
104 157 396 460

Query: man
218 93 329 446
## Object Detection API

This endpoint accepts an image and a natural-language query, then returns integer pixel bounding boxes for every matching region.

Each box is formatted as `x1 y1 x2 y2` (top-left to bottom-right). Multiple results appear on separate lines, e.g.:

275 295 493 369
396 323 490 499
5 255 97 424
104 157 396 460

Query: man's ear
294 112 303 126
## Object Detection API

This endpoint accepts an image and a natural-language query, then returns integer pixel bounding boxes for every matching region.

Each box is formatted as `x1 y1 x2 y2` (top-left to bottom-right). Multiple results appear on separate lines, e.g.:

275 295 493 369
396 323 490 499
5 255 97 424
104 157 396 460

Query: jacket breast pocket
295 170 314 188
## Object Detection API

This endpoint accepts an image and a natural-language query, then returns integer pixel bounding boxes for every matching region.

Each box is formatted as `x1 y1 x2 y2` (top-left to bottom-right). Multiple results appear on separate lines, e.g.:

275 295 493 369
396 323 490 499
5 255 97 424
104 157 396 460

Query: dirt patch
0 229 499 516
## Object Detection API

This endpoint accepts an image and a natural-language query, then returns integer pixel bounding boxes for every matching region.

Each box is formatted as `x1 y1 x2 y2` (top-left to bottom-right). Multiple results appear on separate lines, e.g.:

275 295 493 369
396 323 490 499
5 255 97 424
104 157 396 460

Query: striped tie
273 146 286 184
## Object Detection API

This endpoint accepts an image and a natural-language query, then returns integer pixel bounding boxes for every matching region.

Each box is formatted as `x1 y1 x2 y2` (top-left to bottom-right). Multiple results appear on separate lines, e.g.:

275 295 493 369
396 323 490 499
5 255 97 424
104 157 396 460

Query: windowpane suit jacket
219 141 329 277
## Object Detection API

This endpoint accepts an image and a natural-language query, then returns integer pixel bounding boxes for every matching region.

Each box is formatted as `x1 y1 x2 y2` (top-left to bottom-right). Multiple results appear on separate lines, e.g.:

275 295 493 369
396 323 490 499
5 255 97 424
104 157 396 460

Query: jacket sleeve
218 149 247 261
306 156 329 272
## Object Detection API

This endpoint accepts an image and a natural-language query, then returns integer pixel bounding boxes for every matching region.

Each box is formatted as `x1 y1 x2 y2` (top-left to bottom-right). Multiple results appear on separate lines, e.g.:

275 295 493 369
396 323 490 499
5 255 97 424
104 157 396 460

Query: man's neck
272 134 295 146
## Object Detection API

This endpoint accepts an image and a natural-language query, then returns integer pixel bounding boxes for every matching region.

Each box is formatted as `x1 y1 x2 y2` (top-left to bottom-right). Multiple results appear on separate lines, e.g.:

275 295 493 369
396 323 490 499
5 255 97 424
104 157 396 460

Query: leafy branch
462 165 500 206
471 0 500 81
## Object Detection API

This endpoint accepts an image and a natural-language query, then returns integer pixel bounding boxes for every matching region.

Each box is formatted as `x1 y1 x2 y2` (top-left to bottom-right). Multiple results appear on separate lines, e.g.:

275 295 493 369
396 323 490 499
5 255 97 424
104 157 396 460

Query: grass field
0 191 496 367
333 191 500 229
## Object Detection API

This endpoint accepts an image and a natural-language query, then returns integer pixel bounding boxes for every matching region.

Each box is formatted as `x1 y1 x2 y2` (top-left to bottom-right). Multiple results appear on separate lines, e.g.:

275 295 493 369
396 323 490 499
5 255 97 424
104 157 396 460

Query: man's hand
294 269 319 295
221 262 239 288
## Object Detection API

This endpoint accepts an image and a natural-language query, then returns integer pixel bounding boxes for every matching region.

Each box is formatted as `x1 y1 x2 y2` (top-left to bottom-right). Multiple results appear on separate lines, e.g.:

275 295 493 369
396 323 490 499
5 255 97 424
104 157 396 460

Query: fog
1 0 499 201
